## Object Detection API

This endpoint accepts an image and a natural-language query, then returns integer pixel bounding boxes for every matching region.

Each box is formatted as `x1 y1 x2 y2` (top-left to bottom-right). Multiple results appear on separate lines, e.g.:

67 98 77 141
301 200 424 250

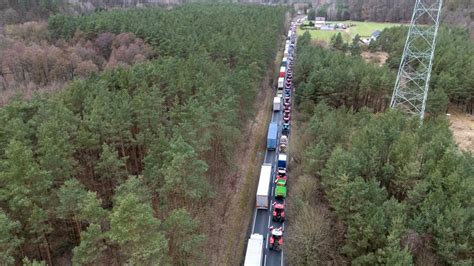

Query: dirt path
447 105 474 152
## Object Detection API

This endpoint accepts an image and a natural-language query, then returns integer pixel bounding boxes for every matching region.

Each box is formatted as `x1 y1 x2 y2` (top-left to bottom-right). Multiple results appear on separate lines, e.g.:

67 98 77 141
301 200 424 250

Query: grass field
297 20 404 44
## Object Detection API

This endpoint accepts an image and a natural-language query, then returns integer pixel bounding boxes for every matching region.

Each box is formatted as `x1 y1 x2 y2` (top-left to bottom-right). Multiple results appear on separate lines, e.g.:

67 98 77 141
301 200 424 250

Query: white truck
256 163 272 209
278 77 284 90
273 96 281 111
244 234 264 266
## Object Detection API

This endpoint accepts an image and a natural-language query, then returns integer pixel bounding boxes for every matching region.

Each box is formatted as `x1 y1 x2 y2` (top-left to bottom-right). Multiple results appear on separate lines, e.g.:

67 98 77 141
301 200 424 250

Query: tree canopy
0 4 287 264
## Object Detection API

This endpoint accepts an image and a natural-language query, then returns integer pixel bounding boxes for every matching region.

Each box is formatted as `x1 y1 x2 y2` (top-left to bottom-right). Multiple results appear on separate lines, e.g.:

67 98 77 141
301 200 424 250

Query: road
248 28 297 265
250 108 284 266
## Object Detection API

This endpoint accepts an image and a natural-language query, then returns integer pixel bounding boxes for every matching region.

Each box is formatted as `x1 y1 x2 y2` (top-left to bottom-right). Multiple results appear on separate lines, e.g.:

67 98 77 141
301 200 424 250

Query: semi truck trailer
256 163 272 209
267 122 278 150
244 234 264 266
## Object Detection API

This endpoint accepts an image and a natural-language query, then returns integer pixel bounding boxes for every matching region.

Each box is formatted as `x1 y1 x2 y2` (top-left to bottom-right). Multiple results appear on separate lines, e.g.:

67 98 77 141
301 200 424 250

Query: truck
280 66 286 74
267 122 278 150
273 96 281 112
278 154 287 169
244 234 264 266
256 164 272 209
279 66 286 78
278 77 284 90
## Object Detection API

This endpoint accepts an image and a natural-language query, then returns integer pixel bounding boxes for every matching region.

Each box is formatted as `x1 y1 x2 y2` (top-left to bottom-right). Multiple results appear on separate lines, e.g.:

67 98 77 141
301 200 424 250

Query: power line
390 0 443 122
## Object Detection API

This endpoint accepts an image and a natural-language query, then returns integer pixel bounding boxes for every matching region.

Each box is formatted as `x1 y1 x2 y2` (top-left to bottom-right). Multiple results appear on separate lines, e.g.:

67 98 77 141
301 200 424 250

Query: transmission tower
390 0 443 121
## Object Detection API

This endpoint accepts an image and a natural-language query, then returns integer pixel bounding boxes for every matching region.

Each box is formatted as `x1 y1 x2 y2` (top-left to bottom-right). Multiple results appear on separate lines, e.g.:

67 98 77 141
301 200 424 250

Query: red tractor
272 202 285 222
268 226 284 251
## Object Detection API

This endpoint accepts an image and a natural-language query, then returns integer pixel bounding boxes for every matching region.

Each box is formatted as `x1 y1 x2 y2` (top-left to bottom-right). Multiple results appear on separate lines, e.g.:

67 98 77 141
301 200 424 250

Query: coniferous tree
0 210 22 265
162 208 206 265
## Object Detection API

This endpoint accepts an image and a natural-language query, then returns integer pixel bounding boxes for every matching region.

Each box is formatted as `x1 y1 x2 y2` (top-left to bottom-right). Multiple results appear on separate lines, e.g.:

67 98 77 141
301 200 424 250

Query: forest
286 33 473 265
0 22 153 93
0 4 287 264
371 26 474 114
294 32 395 113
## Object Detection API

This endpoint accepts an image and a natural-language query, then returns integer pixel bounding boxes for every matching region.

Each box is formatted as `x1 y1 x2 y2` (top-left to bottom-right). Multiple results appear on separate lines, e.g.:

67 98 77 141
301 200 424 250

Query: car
283 111 291 122
284 104 291 111
282 122 290 136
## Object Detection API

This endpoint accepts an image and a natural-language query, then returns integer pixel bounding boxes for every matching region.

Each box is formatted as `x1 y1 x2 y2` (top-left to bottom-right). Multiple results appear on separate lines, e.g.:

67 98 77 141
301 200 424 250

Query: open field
297 20 404 44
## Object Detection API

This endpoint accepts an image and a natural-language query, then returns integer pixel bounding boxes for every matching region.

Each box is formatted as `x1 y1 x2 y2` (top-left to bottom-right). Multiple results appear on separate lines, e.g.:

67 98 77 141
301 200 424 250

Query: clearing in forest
448 105 474 152
297 20 403 44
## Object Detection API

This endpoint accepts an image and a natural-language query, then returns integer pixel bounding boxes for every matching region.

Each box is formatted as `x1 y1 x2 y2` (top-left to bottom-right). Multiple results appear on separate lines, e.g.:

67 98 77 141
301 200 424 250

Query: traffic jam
244 21 297 266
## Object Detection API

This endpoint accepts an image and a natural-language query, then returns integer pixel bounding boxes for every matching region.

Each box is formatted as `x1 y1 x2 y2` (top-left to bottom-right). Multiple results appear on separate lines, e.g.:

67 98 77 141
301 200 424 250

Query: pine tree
72 224 107 265
350 34 362 56
160 136 212 208
0 210 22 265
162 208 206 264
109 192 168 264
95 143 128 204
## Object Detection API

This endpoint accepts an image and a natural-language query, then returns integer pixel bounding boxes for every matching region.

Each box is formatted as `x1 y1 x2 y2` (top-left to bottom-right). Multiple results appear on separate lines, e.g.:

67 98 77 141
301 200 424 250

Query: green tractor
274 178 287 199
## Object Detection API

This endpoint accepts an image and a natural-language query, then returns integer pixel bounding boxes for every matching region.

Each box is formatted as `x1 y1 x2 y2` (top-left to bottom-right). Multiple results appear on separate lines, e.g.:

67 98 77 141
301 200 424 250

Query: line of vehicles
244 22 297 266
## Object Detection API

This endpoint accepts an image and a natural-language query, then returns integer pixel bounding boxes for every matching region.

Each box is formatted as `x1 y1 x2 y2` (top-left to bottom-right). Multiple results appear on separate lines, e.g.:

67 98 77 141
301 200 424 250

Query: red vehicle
283 110 291 122
279 71 285 78
275 167 287 182
272 202 285 222
269 226 284 251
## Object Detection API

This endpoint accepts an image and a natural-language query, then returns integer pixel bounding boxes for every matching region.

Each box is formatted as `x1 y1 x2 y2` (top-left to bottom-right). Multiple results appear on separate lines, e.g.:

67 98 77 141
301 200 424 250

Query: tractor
274 178 287 199
272 202 285 222
268 226 284 251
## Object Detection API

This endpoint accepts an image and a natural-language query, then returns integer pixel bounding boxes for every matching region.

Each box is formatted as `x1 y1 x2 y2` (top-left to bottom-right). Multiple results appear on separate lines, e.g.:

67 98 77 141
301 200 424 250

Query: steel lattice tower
390 0 443 121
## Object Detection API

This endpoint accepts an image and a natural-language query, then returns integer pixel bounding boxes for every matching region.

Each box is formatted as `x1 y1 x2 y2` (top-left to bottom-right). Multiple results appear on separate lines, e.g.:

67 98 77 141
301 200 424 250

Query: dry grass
447 105 474 152
361 51 389 66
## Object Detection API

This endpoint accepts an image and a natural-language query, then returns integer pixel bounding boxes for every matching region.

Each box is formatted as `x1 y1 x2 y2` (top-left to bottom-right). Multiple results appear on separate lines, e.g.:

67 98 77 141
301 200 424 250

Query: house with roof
371 30 381 42
314 17 326 29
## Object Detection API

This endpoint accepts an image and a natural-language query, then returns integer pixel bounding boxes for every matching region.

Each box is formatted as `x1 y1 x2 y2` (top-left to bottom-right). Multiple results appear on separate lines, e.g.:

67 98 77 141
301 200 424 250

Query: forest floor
447 105 474 152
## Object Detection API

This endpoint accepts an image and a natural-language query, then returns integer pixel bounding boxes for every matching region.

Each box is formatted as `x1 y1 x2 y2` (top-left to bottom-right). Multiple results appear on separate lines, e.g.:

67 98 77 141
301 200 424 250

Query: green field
297 20 404 44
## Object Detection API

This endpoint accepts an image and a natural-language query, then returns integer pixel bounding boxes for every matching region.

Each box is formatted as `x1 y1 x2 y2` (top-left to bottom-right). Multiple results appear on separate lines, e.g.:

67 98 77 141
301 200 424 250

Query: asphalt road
250 108 284 266
248 21 297 265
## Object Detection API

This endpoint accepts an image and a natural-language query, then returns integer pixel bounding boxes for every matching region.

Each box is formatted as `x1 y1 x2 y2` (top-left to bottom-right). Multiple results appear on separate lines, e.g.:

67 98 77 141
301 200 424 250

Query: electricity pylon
390 0 443 121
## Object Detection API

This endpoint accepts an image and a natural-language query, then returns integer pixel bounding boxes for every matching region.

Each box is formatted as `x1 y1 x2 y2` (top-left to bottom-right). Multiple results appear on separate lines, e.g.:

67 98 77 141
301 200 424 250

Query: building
320 24 335 31
371 30 381 42
314 17 326 29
